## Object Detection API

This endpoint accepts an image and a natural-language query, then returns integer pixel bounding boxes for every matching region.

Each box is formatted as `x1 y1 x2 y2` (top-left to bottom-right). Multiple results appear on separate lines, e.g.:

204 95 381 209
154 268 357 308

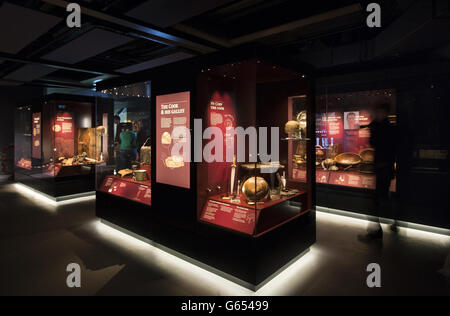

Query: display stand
15 94 109 199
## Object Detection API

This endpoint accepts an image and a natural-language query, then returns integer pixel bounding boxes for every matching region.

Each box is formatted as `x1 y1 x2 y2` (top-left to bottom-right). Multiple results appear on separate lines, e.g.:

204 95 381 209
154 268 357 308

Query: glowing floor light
316 208 450 242
94 220 255 295
14 183 95 207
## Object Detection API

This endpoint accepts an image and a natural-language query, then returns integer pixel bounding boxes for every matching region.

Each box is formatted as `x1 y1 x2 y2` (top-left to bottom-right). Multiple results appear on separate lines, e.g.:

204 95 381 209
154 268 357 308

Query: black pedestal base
96 191 316 289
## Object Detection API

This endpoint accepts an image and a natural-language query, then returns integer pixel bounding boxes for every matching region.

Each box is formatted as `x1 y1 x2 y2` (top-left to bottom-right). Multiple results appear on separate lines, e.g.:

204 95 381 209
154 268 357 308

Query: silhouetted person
114 115 122 146
361 103 397 240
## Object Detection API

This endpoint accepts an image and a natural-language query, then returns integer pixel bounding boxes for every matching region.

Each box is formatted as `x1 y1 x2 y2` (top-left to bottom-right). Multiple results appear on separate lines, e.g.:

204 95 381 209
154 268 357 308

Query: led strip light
14 183 95 207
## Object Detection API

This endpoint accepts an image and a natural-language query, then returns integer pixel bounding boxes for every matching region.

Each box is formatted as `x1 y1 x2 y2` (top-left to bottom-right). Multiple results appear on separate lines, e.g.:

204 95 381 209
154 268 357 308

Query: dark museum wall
0 86 43 175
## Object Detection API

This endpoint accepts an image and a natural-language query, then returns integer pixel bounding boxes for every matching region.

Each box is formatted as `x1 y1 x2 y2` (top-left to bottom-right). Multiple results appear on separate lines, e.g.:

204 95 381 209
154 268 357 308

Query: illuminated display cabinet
95 82 152 210
315 89 398 214
96 50 316 289
14 94 106 199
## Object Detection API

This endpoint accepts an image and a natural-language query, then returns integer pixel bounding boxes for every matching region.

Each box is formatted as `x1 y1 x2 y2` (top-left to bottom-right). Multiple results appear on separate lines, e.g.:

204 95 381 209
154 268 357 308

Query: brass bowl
360 148 375 163
242 177 269 202
335 153 363 167
293 155 306 165
133 170 148 181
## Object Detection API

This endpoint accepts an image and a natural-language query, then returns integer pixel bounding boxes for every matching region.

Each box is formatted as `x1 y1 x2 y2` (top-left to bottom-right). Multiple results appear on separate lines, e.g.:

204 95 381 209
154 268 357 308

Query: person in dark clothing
361 103 397 239
113 115 123 164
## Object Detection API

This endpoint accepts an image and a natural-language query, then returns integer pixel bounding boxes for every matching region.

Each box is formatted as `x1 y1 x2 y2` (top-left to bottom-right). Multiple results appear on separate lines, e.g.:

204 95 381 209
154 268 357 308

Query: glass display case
196 59 314 237
96 82 152 207
315 90 397 192
14 94 101 198
96 54 316 289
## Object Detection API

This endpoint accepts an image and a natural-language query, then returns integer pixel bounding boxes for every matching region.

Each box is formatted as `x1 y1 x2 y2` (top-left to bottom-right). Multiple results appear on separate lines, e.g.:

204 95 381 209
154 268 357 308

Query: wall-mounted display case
14 94 104 199
315 90 397 191
96 51 316 289
315 89 398 215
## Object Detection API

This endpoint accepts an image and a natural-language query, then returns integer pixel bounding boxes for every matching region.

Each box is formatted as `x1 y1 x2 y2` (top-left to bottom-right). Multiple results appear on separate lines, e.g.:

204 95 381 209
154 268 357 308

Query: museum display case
96 82 152 207
196 60 314 237
14 94 102 199
96 50 316 289
313 88 399 215
315 90 397 191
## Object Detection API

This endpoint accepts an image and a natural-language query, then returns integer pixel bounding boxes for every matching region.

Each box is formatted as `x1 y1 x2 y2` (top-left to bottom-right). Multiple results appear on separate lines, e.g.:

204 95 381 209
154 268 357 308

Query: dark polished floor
0 182 449 296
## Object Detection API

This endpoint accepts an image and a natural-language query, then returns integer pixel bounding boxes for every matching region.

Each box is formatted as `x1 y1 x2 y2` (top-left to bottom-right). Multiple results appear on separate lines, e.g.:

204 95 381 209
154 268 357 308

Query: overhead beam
231 4 362 45
0 77 93 89
172 24 232 48
0 51 119 77
173 4 362 48
42 0 216 54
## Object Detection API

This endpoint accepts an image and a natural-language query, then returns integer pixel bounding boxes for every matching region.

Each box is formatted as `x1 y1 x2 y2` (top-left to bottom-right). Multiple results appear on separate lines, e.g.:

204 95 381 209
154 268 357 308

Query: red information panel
292 168 307 181
207 91 237 185
32 113 42 159
328 171 376 189
316 112 343 150
357 110 371 151
156 92 190 189
44 163 62 177
200 200 257 235
316 170 330 184
317 170 396 192
53 112 75 158
100 176 151 206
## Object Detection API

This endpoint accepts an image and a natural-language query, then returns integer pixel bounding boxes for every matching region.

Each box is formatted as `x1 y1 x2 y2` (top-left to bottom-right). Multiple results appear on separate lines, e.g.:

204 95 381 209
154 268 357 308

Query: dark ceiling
0 0 448 89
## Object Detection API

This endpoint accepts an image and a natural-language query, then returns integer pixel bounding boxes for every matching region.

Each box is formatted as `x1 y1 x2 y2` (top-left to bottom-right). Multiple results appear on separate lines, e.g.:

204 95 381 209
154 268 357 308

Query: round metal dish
334 153 363 167
360 148 375 163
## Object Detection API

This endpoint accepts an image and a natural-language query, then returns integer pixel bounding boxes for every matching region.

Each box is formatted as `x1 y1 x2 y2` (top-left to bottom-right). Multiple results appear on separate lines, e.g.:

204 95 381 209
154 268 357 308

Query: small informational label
292 168 307 181
44 163 62 177
329 171 376 189
100 176 151 206
316 170 330 184
200 200 257 235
